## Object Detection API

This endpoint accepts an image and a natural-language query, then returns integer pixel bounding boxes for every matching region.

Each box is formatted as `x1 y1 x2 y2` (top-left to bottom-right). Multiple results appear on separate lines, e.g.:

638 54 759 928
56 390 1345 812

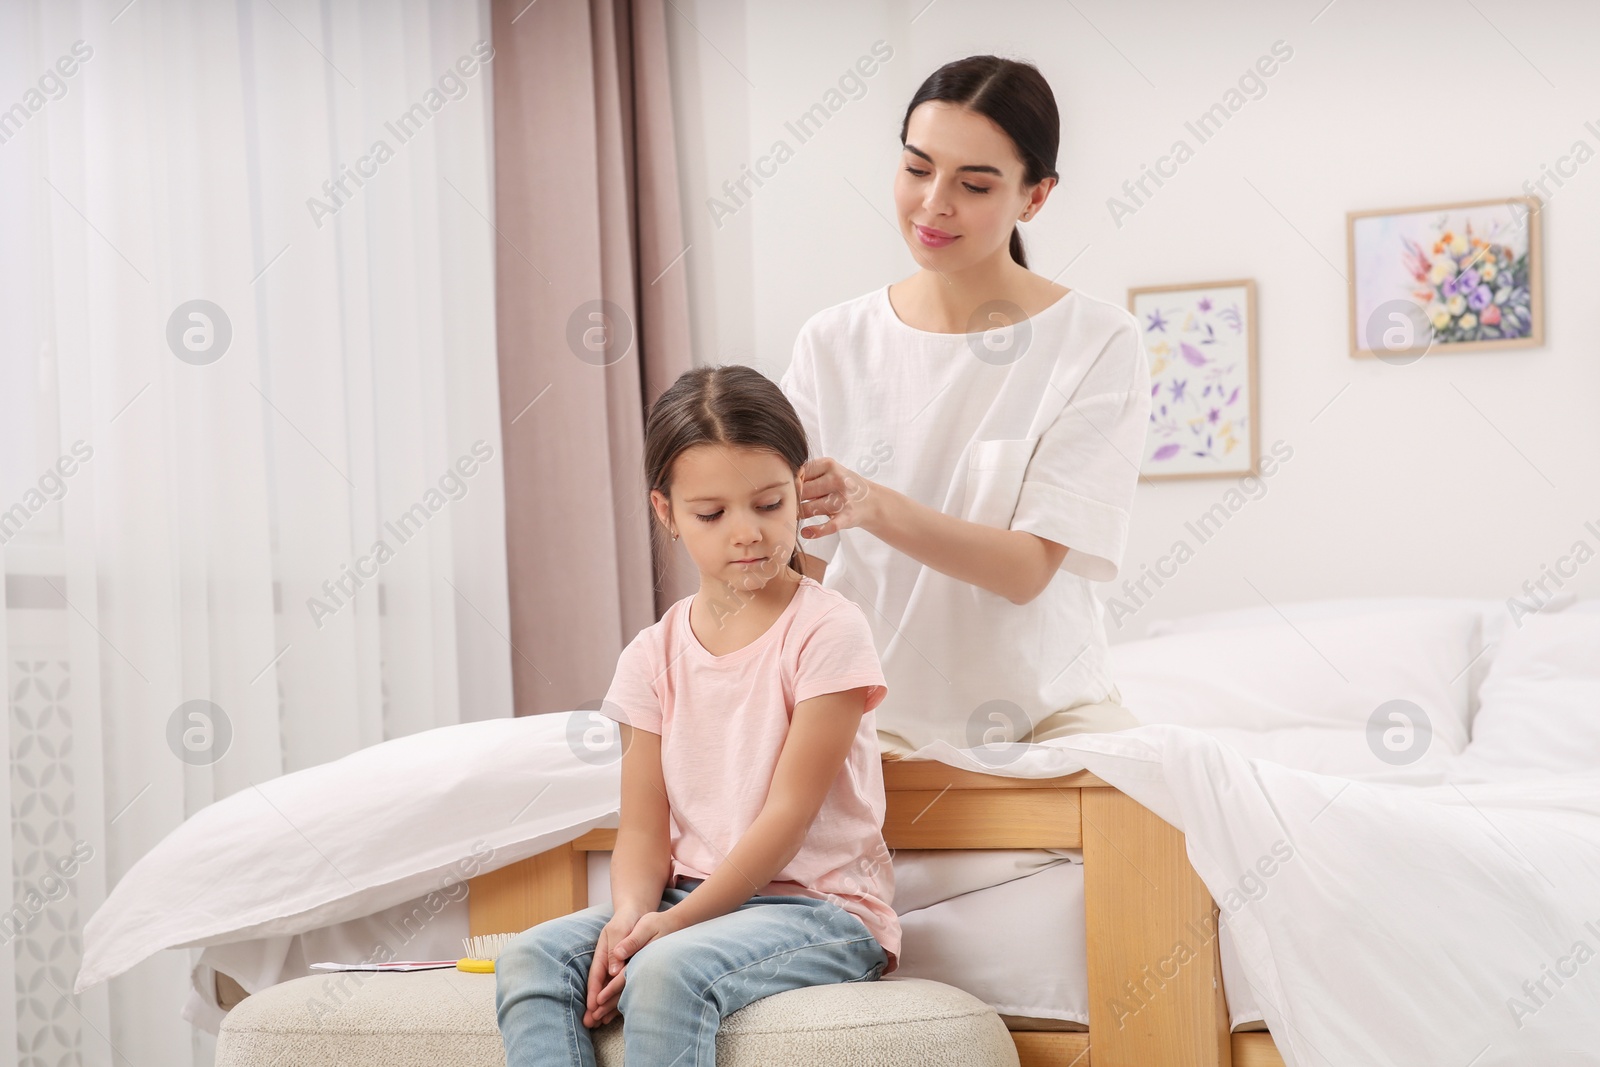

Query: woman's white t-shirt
779 284 1152 754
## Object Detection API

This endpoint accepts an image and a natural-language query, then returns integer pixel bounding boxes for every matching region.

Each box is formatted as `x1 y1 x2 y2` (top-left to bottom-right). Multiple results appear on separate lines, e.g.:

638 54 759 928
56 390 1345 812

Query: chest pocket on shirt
962 437 1038 529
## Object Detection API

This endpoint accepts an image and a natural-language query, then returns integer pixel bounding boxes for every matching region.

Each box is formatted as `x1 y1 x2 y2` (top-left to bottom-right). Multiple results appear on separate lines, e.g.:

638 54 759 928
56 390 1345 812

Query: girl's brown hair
900 55 1061 269
644 364 810 576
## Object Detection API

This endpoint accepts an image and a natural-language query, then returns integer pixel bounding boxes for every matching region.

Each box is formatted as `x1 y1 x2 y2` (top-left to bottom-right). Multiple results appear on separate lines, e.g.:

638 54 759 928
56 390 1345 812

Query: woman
781 55 1152 758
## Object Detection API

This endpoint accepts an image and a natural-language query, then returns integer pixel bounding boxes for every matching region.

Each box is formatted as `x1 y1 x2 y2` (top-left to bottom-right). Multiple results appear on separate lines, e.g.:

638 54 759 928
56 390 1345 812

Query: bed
468 755 1280 1067
76 596 1600 1066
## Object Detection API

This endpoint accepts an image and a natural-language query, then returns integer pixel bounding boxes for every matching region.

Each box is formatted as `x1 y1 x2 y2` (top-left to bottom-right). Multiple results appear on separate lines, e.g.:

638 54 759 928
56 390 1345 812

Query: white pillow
1111 607 1480 755
1454 612 1600 774
1140 595 1572 721
76 714 623 993
1143 594 1570 644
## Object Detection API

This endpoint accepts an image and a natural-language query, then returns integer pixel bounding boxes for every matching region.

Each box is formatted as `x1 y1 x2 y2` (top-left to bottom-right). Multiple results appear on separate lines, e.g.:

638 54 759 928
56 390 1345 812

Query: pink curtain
491 0 696 717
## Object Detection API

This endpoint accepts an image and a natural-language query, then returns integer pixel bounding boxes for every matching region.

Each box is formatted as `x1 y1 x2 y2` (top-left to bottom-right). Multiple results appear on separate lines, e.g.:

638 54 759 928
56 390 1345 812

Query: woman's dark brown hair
643 364 810 576
899 55 1061 269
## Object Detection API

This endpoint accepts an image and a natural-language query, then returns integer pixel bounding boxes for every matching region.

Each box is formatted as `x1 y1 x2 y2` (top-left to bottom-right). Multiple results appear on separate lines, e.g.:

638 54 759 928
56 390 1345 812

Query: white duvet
78 718 1600 1065
936 728 1600 1066
76 608 1600 1064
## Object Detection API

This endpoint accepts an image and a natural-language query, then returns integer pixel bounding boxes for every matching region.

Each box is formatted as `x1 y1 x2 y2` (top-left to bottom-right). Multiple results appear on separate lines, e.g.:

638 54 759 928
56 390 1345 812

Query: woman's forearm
860 481 1061 604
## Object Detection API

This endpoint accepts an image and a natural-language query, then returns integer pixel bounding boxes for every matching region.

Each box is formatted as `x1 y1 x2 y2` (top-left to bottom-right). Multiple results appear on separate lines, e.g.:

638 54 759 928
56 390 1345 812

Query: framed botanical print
1130 279 1259 480
1346 196 1542 360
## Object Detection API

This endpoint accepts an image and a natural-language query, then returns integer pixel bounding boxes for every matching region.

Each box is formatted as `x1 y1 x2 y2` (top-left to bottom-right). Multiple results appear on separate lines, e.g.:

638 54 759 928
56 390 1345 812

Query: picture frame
1129 279 1259 481
1346 195 1543 360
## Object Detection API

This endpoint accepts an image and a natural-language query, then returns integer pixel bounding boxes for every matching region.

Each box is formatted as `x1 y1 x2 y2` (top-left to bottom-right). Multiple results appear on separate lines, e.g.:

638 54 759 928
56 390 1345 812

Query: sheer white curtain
0 1 510 1064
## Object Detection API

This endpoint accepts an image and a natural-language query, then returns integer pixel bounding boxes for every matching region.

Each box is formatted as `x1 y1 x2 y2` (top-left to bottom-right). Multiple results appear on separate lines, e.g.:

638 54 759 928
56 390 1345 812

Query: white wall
663 0 1600 641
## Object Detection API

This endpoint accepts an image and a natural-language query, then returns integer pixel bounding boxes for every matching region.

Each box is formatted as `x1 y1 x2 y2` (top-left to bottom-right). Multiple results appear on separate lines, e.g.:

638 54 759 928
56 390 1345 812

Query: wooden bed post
1082 786 1232 1067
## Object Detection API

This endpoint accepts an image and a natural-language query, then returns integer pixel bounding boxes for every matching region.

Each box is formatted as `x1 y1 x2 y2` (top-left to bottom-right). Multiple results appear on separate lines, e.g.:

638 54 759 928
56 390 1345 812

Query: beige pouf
215 968 1020 1067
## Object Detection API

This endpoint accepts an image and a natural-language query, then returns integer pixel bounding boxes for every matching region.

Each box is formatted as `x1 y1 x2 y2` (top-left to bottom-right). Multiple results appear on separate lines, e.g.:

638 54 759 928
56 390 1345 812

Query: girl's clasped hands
581 908 678 1028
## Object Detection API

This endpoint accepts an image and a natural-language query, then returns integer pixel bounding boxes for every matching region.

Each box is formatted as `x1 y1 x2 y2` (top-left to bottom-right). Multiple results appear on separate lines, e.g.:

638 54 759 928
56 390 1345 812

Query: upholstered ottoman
215 969 1019 1066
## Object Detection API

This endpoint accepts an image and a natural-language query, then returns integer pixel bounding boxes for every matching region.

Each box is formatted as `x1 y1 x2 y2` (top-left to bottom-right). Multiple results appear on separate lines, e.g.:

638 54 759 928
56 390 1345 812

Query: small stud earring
671 530 678 541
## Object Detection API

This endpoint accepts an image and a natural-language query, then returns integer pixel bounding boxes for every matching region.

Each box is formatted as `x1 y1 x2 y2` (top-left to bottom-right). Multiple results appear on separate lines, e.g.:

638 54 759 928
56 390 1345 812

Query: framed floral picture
1130 279 1258 481
1346 196 1542 360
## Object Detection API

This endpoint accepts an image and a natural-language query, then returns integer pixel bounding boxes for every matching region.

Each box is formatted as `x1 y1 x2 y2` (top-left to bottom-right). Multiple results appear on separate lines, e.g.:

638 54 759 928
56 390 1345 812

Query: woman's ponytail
1008 226 1027 268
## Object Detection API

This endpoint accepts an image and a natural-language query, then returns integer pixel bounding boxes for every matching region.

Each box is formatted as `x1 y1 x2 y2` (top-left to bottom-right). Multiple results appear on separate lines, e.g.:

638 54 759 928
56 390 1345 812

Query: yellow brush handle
457 958 496 973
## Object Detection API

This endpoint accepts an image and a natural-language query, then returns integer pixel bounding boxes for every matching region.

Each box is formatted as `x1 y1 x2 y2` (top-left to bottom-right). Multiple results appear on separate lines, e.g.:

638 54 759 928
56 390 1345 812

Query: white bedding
169 721 1600 1061
79 604 1600 1064
972 728 1600 1066
183 835 1268 1034
180 822 1112 1032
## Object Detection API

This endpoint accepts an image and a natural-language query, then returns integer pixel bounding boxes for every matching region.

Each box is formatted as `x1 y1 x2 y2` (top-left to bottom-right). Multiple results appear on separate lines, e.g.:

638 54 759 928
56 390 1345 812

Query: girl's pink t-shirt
600 575 899 973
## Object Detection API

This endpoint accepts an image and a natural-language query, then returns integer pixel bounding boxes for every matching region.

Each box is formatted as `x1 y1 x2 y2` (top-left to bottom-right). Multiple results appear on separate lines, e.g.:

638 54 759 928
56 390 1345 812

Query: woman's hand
584 909 681 1028
797 458 882 537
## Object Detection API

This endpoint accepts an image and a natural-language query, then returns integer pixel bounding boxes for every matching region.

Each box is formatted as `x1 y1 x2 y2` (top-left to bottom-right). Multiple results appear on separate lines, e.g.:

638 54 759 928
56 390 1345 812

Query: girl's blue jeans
495 876 889 1067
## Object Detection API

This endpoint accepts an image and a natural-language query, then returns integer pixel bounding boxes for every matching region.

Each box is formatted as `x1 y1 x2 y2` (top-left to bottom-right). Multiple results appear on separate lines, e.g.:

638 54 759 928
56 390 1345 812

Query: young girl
495 364 898 1066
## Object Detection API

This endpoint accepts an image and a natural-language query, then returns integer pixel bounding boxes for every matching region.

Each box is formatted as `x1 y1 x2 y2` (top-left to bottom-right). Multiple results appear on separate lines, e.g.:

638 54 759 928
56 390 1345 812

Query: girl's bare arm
660 686 869 930
608 724 673 914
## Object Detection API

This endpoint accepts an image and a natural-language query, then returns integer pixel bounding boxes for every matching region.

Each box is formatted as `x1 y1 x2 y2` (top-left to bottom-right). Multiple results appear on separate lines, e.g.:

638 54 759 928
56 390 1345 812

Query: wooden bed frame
466 756 1286 1067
